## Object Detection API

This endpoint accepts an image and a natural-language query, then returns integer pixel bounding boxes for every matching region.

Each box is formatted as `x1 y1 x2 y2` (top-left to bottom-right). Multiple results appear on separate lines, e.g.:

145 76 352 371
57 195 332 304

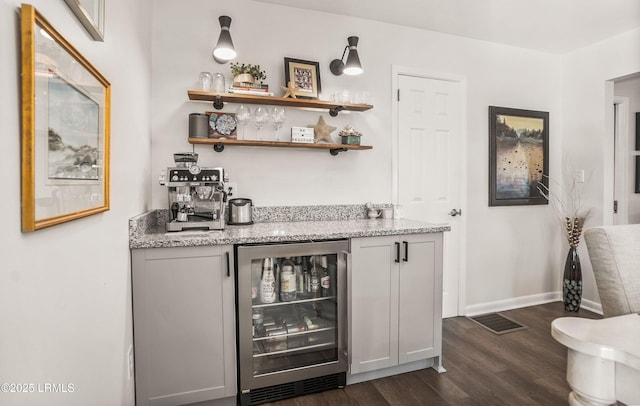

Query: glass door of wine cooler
236 240 348 393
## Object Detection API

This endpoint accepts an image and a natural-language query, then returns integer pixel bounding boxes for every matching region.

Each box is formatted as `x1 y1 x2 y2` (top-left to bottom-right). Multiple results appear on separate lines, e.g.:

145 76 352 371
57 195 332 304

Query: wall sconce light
212 15 236 64
330 36 363 76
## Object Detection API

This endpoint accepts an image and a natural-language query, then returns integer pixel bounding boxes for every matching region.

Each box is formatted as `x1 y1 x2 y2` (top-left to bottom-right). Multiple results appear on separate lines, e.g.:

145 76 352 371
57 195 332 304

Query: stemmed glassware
235 105 251 140
253 106 270 140
271 107 287 141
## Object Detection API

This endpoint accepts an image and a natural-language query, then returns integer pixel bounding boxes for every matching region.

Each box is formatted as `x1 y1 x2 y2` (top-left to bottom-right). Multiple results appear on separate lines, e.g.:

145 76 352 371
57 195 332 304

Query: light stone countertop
129 208 450 249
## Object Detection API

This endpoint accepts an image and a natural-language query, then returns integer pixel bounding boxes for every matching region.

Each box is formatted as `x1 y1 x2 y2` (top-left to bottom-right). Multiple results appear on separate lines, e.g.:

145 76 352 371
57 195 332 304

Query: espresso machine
159 153 227 232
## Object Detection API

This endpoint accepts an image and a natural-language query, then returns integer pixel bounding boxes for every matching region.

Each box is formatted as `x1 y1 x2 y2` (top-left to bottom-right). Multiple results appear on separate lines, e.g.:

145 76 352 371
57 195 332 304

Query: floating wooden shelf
187 90 373 116
188 138 372 156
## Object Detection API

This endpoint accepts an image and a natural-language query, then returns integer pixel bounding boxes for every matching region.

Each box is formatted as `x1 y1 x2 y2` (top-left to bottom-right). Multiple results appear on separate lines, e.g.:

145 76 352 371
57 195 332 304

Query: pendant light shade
330 36 363 76
213 15 236 64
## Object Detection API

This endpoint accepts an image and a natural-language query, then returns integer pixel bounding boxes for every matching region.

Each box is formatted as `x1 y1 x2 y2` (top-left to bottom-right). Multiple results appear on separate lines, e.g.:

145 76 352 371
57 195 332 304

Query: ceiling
253 0 640 54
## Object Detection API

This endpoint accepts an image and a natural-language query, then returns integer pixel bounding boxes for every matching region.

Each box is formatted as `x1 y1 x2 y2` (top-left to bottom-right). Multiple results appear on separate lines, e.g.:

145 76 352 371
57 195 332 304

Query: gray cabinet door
131 246 236 406
349 234 443 374
397 234 443 365
349 235 399 374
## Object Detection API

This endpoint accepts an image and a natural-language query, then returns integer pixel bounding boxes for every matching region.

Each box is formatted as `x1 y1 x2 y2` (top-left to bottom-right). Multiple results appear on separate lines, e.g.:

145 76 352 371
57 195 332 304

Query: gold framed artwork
20 4 111 232
284 57 321 99
63 0 105 41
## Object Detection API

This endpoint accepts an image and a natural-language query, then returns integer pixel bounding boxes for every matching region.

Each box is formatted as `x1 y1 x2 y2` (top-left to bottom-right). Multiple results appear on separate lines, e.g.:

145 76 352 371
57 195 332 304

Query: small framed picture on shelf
207 112 237 139
284 57 321 99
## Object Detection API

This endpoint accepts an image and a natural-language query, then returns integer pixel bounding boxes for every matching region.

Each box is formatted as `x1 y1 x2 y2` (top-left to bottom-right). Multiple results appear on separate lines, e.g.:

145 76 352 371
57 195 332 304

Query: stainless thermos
189 113 209 138
228 198 253 225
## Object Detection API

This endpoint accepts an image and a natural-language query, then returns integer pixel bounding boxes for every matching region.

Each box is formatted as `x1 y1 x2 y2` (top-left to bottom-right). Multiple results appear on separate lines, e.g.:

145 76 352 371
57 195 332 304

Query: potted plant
230 63 267 85
338 125 362 145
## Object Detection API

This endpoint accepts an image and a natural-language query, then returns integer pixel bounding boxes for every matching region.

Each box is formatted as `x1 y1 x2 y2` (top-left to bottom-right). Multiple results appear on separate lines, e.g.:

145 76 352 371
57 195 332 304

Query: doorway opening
610 73 640 225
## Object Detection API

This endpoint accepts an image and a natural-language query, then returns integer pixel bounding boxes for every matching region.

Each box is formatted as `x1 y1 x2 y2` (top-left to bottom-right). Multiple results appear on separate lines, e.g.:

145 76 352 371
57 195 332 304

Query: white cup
367 208 381 219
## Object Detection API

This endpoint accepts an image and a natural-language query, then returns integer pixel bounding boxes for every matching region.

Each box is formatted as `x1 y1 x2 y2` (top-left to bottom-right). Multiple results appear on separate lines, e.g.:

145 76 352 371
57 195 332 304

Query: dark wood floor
263 302 601 406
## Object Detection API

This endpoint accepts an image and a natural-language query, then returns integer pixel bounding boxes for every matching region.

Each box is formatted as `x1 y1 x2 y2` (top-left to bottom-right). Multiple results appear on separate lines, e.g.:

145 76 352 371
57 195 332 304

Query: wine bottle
280 257 297 302
260 257 276 304
302 257 311 296
310 256 320 297
320 255 330 297
294 257 304 296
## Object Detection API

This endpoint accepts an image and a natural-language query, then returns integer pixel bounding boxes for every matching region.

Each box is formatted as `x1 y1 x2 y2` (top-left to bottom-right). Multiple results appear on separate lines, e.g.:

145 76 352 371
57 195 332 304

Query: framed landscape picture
489 106 549 206
21 4 111 231
284 57 321 99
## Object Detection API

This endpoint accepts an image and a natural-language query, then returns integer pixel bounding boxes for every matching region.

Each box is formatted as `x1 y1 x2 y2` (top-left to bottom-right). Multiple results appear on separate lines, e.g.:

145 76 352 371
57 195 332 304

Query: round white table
551 314 640 406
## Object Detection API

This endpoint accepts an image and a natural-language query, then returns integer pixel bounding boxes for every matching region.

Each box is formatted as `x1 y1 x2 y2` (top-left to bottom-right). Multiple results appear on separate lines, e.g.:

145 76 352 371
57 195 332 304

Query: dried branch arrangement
537 173 590 248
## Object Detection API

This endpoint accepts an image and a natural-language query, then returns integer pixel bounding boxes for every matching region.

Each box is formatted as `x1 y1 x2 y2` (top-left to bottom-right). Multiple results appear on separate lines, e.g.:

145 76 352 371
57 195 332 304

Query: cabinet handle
403 241 408 262
395 242 400 263
225 251 230 277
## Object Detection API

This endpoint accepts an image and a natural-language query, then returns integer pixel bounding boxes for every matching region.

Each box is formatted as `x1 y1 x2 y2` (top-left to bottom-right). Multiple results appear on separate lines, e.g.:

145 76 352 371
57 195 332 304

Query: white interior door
396 73 463 318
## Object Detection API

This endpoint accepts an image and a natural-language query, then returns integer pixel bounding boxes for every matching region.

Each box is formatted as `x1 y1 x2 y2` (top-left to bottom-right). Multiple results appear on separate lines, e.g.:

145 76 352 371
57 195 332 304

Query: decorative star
281 81 300 99
309 116 336 143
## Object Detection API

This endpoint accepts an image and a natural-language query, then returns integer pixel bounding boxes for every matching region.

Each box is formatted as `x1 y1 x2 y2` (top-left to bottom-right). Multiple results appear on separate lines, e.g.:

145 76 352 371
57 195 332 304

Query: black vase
562 247 582 312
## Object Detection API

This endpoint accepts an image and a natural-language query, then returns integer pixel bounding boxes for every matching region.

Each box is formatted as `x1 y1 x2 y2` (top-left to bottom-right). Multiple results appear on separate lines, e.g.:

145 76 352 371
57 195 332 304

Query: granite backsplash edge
129 203 393 238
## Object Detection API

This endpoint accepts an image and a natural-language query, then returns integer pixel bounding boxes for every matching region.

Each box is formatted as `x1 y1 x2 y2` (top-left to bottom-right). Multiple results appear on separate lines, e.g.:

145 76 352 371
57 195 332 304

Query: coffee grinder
159 153 227 231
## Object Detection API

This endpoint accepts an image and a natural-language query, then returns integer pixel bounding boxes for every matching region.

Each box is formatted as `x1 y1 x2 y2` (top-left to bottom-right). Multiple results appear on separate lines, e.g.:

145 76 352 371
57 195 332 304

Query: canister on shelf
189 113 209 138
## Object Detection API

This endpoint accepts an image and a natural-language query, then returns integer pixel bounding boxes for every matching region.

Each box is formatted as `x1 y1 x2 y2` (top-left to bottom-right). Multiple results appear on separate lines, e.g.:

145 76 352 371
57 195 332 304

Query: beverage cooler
235 240 349 405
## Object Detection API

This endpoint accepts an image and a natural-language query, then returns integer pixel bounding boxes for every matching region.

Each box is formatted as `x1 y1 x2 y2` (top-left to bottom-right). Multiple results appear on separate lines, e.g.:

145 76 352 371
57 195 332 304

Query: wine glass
253 106 270 140
235 105 251 140
271 107 287 141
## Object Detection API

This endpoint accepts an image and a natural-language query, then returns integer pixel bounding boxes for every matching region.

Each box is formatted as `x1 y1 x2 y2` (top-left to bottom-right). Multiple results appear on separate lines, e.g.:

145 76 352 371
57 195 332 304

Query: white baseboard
577 298 603 315
464 292 603 317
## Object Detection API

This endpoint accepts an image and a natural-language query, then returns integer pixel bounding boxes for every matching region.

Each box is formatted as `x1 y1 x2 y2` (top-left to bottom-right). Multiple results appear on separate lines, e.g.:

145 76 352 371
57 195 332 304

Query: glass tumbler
199 72 212 91
212 73 226 93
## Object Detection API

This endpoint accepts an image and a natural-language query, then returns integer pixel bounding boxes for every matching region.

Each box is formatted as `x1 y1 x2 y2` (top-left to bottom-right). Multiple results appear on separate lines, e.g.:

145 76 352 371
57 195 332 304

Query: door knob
449 209 462 217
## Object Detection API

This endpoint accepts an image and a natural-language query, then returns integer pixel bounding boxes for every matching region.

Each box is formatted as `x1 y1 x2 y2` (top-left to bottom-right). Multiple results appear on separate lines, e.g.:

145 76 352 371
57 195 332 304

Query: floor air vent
468 313 527 334
241 372 346 405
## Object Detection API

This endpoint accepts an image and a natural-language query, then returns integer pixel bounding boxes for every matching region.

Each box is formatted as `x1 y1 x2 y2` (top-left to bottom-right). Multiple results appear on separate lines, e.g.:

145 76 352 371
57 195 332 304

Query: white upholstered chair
584 224 640 318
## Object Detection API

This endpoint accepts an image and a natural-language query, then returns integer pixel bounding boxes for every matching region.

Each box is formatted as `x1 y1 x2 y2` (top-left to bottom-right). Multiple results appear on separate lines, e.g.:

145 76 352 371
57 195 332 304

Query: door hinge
614 200 618 214
397 89 400 101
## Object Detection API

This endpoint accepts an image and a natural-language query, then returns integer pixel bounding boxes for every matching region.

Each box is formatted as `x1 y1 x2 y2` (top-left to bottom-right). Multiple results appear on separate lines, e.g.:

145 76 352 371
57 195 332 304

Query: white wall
562 28 640 304
151 0 563 310
0 0 151 405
